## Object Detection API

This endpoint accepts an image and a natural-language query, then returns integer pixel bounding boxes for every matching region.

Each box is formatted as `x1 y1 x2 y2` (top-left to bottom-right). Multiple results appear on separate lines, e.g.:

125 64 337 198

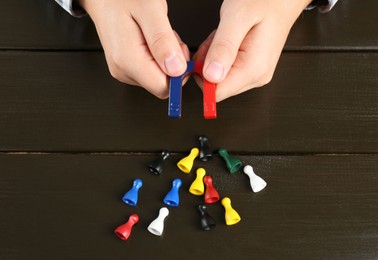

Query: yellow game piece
189 168 206 195
221 197 241 225
177 148 199 174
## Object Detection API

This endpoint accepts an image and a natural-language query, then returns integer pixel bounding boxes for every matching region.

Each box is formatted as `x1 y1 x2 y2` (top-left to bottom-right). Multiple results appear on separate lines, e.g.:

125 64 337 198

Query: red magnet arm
194 62 217 119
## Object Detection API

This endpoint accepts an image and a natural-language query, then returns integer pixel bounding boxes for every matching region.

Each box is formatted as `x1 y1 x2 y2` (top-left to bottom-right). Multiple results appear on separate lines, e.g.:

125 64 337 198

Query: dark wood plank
285 0 378 50
0 0 100 50
1 52 377 153
1 0 378 50
170 0 378 51
0 154 377 259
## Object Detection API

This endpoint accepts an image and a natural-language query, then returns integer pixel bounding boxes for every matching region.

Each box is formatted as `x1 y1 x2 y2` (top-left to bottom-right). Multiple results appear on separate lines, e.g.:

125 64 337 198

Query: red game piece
203 176 220 204
114 214 139 241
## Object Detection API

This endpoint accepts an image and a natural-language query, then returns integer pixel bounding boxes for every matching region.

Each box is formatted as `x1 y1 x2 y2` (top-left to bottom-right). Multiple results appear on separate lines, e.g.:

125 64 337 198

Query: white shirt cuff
306 0 338 13
319 0 338 13
55 0 86 17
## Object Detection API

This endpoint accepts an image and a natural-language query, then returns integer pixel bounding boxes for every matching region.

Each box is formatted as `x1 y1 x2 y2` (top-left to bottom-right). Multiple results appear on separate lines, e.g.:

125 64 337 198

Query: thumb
203 8 255 83
134 2 187 77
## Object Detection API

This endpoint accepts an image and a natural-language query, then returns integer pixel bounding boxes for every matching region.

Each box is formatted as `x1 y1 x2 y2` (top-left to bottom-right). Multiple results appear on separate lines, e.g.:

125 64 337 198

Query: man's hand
79 0 190 98
194 0 312 102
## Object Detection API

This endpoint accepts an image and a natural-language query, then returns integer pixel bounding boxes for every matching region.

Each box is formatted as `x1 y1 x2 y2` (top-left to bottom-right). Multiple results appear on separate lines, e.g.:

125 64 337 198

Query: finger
173 30 190 61
192 30 216 62
202 3 259 83
132 1 187 77
215 20 287 102
192 31 216 90
104 17 170 99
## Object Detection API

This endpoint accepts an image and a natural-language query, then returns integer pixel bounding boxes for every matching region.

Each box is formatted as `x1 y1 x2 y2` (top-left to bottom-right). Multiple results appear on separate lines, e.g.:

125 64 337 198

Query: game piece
177 147 199 174
243 165 267 193
147 207 170 236
221 197 241 225
197 204 216 231
163 178 182 207
198 135 213 161
114 214 139 240
148 150 170 175
189 168 206 195
122 179 143 206
168 61 217 119
203 176 220 204
218 148 243 174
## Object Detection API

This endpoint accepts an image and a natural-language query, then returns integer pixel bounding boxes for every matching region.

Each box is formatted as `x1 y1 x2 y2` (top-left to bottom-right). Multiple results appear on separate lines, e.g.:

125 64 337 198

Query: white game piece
147 207 169 236
243 165 267 193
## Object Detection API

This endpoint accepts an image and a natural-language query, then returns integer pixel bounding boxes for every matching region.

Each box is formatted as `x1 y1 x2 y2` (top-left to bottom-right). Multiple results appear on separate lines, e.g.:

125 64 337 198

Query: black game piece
197 204 216 231
148 150 170 175
198 135 213 161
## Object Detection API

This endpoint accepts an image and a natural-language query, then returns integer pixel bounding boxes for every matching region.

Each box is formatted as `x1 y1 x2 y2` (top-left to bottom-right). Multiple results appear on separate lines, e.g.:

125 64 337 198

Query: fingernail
165 54 185 75
205 61 224 82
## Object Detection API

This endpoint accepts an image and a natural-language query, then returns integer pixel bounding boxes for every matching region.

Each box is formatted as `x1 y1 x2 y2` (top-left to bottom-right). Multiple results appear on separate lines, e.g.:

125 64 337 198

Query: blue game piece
163 178 182 207
122 179 143 206
168 61 195 119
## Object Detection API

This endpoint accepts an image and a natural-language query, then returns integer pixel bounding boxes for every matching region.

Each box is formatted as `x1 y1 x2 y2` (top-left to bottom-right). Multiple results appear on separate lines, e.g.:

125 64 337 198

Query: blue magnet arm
168 76 183 119
186 61 195 73
168 61 195 119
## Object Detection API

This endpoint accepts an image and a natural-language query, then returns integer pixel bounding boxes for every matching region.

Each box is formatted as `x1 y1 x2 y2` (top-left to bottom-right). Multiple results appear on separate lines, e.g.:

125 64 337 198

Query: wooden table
1 1 378 259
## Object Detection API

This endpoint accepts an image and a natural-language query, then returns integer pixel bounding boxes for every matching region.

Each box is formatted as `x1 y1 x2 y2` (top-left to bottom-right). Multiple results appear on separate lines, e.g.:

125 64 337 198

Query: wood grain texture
0 154 377 260
1 1 378 259
1 1 377 50
0 52 377 153
286 0 378 50
0 0 100 50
